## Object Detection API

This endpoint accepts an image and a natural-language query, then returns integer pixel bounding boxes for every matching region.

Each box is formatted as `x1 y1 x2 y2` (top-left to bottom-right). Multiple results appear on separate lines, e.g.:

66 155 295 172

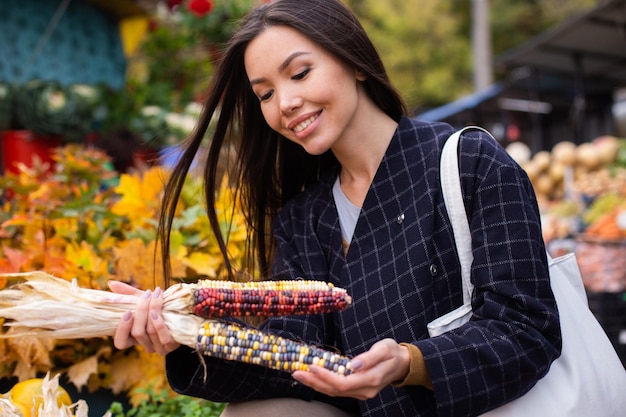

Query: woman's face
244 25 367 156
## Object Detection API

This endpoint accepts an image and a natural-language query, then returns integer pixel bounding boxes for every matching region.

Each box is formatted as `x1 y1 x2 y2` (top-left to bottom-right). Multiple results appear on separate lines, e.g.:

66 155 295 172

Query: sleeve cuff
392 342 433 389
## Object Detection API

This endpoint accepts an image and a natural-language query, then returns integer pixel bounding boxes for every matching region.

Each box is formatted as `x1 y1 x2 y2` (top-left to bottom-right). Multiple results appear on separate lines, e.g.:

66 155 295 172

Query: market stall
417 0 626 367
523 134 626 366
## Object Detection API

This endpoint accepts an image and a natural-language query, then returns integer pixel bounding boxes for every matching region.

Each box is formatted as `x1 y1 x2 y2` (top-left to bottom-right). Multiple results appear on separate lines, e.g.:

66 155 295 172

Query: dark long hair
159 0 406 286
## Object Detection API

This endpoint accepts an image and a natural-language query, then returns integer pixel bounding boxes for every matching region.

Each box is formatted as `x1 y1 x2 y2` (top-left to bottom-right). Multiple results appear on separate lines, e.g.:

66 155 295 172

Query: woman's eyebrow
250 51 311 86
278 51 310 73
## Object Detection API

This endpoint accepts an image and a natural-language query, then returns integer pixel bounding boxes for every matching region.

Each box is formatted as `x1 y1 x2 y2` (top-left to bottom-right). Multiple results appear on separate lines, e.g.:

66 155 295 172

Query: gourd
2 377 72 417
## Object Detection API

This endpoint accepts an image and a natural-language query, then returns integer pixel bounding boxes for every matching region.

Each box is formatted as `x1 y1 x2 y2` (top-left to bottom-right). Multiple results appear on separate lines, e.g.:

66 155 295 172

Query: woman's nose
279 90 303 115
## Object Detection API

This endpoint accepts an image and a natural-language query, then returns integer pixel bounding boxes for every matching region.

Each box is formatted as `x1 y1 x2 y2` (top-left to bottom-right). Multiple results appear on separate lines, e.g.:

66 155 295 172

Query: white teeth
293 115 318 133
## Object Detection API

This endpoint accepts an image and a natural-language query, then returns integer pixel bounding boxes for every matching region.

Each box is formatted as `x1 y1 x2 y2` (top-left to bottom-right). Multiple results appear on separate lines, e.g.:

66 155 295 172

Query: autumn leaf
63 241 111 289
112 238 159 288
59 342 111 391
6 332 55 380
66 355 99 391
106 350 146 395
41 238 74 278
49 218 80 240
0 337 20 379
102 346 168 406
27 182 55 203
111 167 168 227
0 246 30 272
111 174 147 219
0 213 32 228
182 251 219 278
112 238 187 288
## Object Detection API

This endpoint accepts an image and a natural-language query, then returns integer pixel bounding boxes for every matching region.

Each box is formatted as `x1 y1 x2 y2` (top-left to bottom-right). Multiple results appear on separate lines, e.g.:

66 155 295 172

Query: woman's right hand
108 280 181 356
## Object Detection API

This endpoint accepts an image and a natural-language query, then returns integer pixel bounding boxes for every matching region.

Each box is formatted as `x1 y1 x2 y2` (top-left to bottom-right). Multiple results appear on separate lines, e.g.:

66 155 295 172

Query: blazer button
429 264 438 276
397 213 405 224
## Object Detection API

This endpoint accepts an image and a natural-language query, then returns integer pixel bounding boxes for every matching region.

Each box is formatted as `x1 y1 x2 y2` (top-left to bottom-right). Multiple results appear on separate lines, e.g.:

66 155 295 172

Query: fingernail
150 310 159 320
153 287 162 298
143 289 152 300
350 358 363 371
122 310 132 321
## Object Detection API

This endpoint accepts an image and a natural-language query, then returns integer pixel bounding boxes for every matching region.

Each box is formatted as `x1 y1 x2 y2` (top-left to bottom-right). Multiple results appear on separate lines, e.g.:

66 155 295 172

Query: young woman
111 1 561 415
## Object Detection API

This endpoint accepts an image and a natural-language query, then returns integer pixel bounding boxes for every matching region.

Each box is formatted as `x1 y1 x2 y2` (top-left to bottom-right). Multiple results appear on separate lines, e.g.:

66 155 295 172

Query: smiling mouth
292 114 319 133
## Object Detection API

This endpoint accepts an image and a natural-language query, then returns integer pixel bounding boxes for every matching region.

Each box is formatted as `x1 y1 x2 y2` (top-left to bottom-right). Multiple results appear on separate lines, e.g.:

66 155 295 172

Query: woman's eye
292 68 310 80
259 91 273 101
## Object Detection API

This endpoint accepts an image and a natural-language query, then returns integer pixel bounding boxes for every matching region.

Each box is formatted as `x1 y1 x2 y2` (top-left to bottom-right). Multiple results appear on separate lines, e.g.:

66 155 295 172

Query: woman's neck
332 106 399 207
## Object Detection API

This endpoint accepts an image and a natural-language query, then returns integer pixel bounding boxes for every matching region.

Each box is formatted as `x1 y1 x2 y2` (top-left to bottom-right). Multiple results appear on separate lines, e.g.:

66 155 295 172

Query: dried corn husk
0 271 353 375
38 373 89 417
0 398 22 417
0 271 198 341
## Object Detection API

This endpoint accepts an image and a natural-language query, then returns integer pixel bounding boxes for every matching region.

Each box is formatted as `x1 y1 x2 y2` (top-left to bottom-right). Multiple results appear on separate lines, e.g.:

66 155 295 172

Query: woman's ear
355 68 368 81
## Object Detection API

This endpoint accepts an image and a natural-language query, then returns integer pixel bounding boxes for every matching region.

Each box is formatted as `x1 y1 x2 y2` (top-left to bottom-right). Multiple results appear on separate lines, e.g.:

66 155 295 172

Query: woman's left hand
108 280 180 356
291 338 410 400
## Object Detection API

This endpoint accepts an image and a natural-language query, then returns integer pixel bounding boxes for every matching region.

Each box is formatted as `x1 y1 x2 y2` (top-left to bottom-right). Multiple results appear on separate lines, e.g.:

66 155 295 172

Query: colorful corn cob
0 272 355 376
192 279 352 318
197 320 353 375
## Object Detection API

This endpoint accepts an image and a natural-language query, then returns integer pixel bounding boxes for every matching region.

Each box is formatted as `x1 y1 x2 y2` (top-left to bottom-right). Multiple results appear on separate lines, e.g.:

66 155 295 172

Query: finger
148 308 181 355
108 280 142 296
146 287 162 335
348 338 396 373
131 289 155 353
146 287 176 355
113 310 137 350
349 357 365 373
294 365 382 400
292 366 350 396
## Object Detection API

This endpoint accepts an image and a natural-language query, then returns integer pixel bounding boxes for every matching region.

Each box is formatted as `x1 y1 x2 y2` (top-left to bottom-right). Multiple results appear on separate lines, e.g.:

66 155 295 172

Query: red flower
187 0 214 17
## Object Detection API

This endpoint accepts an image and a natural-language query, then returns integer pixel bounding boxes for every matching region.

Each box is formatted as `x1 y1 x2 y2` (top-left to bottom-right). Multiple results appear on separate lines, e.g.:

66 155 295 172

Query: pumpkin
4 378 72 417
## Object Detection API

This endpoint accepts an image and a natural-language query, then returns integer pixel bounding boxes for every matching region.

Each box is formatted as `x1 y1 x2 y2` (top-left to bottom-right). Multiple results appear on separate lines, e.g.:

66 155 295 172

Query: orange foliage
0 144 251 404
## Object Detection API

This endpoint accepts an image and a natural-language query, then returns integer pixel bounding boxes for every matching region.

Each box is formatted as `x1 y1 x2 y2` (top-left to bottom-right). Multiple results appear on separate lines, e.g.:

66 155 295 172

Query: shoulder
454 127 538 218
385 117 455 172
396 118 520 175
456 126 525 178
398 116 456 146
396 117 512 164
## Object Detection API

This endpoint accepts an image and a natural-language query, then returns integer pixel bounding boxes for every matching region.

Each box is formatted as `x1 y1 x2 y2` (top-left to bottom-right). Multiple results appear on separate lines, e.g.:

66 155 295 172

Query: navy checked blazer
166 117 561 417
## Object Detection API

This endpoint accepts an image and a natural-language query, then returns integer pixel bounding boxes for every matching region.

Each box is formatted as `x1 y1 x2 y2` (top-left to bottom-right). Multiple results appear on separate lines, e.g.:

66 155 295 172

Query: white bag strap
440 126 492 304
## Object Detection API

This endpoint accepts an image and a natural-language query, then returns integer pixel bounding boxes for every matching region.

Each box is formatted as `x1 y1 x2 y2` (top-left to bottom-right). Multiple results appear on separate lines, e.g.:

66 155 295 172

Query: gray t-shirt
332 176 361 246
